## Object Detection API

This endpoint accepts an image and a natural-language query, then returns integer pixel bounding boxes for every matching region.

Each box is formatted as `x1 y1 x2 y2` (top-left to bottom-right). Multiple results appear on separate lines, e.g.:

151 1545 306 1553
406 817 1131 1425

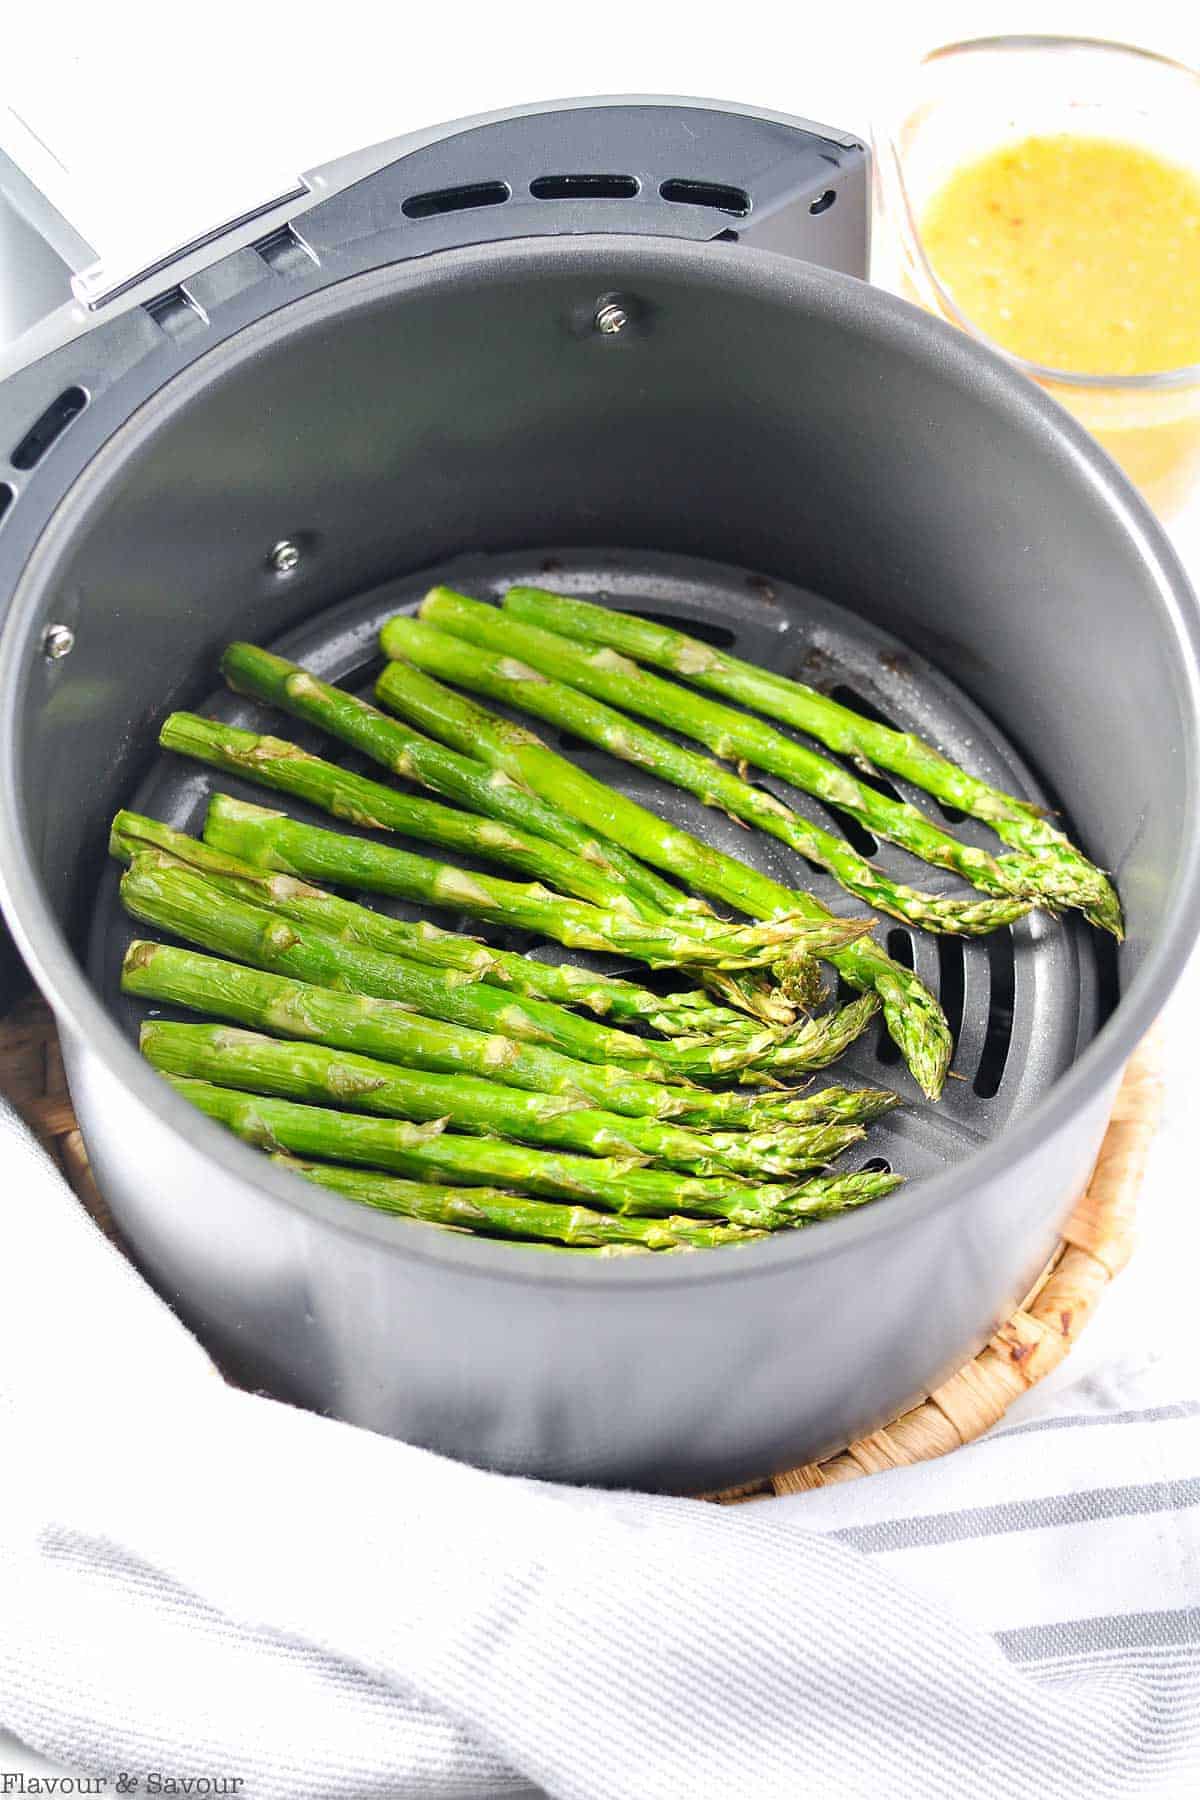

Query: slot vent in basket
820 801 877 859
974 931 1016 1098
936 933 967 1045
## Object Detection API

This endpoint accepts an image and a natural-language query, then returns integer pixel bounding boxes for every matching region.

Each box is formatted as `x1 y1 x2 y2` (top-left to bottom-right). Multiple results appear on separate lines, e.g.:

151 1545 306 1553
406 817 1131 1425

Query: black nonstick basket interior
90 546 1116 1185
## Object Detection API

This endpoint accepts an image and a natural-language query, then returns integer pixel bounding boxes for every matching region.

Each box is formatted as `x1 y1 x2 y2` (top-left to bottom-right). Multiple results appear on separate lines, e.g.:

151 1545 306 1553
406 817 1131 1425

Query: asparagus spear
121 941 884 1130
411 591 1032 934
220 641 706 924
169 1076 900 1227
112 810 730 1037
274 1155 757 1251
141 1022 864 1177
505 586 1124 937
373 651 953 1097
119 851 790 1081
160 710 673 922
202 793 864 972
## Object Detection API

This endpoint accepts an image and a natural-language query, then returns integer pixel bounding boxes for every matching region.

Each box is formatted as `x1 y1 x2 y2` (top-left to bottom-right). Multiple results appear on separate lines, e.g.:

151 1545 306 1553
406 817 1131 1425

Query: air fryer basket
93 546 1114 1176
1 103 1198 1489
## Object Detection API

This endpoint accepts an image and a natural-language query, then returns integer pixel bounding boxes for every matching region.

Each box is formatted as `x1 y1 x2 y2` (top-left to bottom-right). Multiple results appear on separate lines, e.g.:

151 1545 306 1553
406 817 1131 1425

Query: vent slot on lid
530 174 639 200
11 387 88 471
659 179 750 216
402 181 511 219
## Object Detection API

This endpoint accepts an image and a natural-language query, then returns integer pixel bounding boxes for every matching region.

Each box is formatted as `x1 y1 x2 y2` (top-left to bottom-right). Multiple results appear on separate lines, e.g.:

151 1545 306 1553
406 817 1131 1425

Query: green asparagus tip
773 951 829 1012
1083 878 1125 941
781 1169 903 1219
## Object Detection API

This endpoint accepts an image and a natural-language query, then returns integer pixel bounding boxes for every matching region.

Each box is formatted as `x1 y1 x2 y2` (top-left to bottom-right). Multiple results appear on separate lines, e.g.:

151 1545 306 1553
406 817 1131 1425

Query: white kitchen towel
2 1097 1199 1800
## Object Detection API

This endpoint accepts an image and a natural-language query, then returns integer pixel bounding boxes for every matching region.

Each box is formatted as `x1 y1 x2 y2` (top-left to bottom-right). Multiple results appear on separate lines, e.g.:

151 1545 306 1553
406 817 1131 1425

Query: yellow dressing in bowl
908 132 1200 513
920 134 1200 377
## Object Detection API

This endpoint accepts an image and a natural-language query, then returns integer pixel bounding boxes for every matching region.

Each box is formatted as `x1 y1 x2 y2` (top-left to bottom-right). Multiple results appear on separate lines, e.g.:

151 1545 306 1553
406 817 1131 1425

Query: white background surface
2 0 1200 1779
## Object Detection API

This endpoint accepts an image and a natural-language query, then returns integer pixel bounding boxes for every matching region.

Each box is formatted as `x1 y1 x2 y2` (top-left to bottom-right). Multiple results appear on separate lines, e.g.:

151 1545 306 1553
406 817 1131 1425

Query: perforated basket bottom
90 546 1118 1182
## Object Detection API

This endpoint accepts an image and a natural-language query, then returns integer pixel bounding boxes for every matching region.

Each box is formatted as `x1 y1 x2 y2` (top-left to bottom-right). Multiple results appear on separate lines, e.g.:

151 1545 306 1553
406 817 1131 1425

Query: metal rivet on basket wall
269 539 302 575
42 623 75 660
594 299 631 336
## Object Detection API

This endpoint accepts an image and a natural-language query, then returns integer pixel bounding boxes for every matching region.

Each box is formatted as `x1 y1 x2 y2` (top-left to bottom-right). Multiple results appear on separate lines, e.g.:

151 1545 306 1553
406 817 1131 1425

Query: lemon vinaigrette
913 132 1200 512
921 135 1200 376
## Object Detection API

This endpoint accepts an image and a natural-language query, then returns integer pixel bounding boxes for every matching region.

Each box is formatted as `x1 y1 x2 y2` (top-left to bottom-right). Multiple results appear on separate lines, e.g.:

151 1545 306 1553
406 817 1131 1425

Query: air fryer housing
0 101 1196 1491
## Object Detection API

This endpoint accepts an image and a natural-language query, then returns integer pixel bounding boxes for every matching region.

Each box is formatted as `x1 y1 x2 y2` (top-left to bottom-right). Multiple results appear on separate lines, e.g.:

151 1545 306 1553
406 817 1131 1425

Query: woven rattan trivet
1 993 1163 1498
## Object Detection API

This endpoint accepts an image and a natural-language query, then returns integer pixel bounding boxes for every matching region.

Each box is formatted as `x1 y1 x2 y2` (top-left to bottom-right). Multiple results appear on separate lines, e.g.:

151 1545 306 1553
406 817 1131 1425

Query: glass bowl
873 35 1200 517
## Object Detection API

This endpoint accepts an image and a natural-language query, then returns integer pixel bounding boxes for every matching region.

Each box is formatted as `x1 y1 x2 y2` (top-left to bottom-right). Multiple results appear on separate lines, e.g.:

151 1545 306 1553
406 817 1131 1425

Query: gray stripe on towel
997 1609 1200 1664
830 1478 1200 1552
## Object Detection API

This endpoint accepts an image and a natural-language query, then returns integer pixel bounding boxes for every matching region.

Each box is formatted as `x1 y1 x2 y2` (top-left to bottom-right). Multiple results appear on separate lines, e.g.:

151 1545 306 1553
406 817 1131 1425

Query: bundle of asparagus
366 652 953 1096
215 645 794 1028
112 811 746 1037
113 794 902 1248
120 932 899 1247
169 1076 900 1231
141 1021 877 1177
119 845 875 1083
499 586 1124 937
406 590 1036 935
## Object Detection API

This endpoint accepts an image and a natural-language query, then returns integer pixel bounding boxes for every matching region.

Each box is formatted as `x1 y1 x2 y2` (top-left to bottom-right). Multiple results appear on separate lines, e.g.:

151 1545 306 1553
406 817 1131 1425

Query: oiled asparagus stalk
120 941 886 1130
111 810 729 1037
504 586 1123 936
373 654 952 1097
413 591 1032 932
202 793 868 972
171 1075 901 1226
274 1155 758 1251
141 1022 864 1177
